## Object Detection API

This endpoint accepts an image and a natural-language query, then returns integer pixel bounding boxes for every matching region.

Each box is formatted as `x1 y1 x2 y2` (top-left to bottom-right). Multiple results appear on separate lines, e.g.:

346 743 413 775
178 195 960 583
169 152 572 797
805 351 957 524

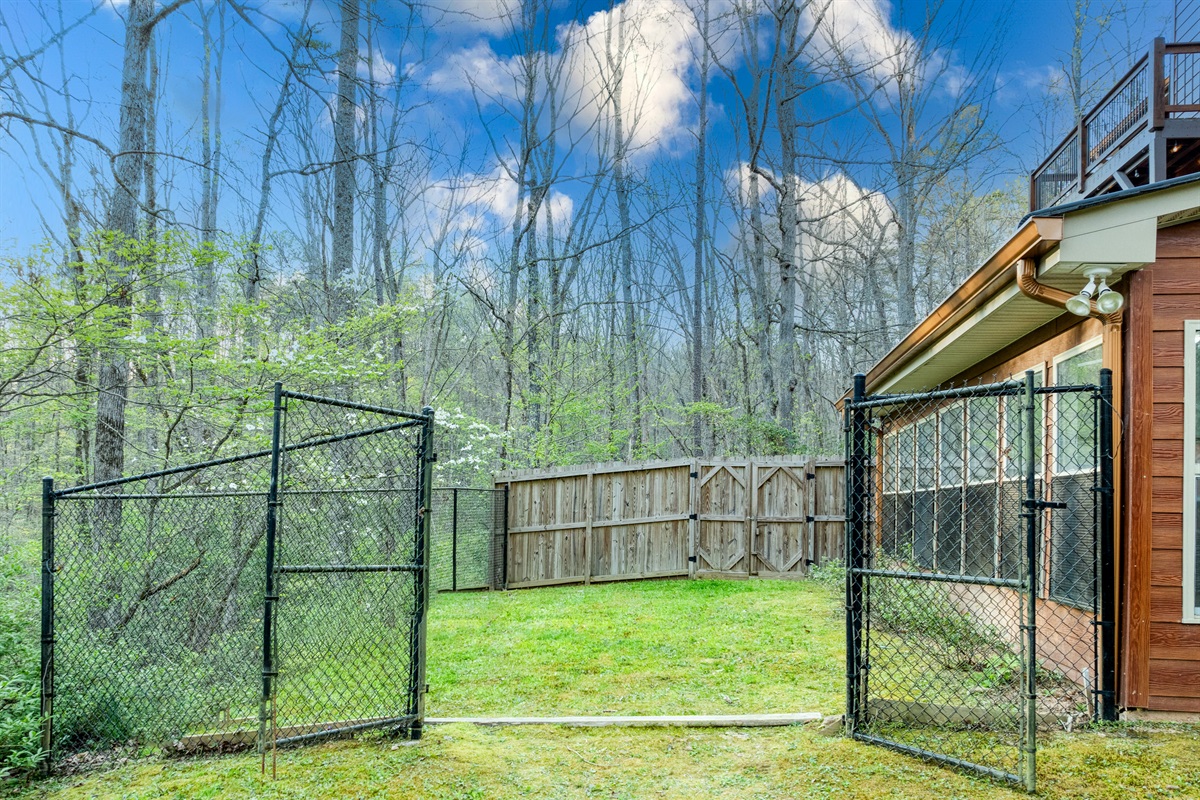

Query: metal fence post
40 476 55 772
1098 369 1117 721
408 407 434 740
1022 370 1038 793
451 487 459 593
259 381 284 755
845 373 867 734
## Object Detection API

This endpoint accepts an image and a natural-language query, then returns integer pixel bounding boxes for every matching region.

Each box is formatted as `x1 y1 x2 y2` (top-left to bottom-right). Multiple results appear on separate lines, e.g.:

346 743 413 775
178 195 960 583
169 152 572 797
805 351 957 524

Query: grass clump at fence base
427 578 846 717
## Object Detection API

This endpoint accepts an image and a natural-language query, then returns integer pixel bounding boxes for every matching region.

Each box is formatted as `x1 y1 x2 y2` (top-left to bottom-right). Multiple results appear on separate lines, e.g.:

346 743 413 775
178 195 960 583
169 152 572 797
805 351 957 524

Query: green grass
426 578 845 717
12 578 1200 799
18 721 1200 799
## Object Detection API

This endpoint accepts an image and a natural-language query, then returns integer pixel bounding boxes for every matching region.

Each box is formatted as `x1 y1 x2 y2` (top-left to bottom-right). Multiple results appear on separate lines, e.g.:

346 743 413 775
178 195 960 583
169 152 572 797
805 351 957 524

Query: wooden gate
751 463 810 577
498 457 844 588
695 462 751 577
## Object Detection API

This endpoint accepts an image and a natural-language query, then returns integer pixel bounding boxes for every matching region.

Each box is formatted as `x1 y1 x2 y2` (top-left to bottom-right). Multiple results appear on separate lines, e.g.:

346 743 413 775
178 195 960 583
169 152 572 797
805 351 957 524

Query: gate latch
1023 499 1067 510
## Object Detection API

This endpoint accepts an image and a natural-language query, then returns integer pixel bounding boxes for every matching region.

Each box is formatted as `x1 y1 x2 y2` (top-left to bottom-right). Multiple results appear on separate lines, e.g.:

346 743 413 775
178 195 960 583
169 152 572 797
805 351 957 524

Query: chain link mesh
44 388 431 764
269 393 426 746
429 488 506 593
51 459 272 755
846 374 1109 788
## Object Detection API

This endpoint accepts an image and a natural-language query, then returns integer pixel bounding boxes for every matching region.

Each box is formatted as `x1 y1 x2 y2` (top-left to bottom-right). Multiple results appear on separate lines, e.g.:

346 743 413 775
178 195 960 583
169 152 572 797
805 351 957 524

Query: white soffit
876 285 1062 394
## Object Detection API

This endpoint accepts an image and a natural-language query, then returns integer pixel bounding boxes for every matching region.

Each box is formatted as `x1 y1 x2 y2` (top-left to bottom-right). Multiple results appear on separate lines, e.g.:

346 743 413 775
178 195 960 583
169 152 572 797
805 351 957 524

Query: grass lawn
14 579 1200 799
426 578 845 717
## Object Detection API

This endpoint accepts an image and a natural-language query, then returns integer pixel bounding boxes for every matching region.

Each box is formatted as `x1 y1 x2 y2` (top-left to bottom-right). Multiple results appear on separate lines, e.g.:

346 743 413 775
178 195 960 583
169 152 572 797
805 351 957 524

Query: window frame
1184 321 1199 623
1002 364 1045 480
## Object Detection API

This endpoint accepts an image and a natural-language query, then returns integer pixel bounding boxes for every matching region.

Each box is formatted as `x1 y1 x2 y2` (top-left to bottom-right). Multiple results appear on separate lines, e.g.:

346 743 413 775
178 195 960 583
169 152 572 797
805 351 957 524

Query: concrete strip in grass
426 712 823 727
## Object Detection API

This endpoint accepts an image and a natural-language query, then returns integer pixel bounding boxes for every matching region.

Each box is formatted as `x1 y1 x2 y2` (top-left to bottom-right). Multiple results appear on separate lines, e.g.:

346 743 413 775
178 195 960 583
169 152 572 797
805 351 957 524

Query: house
857 167 1199 717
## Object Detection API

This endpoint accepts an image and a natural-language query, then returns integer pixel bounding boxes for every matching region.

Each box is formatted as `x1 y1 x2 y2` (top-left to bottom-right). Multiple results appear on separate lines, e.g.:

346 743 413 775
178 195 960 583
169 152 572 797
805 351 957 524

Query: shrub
0 542 43 780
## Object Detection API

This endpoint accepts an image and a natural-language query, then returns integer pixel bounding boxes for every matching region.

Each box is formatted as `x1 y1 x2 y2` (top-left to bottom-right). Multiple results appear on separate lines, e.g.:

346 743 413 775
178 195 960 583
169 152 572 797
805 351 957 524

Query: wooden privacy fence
495 457 845 589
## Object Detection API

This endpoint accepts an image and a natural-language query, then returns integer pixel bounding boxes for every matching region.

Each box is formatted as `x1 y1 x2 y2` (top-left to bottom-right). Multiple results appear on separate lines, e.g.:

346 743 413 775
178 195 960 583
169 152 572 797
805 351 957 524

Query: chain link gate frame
39 383 434 769
844 370 1117 792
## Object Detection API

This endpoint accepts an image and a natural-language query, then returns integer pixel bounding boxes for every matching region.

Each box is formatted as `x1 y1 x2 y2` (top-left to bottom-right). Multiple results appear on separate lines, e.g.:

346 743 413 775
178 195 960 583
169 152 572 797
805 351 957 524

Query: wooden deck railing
1030 38 1200 211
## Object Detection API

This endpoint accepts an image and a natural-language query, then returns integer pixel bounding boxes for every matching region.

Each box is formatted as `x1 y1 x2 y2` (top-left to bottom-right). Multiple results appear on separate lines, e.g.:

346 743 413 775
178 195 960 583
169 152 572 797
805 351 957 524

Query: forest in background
0 0 1156 526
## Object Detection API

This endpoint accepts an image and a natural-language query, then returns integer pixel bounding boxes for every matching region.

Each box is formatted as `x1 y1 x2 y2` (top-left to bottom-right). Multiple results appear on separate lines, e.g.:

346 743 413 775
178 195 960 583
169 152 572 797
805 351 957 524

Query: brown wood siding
1136 220 1200 712
1122 268 1155 706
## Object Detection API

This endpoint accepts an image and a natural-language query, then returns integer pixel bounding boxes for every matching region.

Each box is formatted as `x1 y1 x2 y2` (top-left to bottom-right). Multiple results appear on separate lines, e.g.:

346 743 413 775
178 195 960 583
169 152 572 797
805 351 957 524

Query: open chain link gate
844 370 1117 792
39 384 433 768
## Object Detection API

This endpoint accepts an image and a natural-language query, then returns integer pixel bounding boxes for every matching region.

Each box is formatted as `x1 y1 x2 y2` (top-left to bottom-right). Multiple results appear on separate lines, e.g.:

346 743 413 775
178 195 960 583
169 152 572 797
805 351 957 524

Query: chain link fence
845 370 1116 792
41 385 433 767
430 488 506 593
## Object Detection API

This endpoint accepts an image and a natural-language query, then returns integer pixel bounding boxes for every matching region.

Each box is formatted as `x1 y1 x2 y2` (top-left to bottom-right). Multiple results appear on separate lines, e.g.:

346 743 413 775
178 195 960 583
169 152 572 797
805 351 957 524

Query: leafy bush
0 542 43 780
808 558 846 590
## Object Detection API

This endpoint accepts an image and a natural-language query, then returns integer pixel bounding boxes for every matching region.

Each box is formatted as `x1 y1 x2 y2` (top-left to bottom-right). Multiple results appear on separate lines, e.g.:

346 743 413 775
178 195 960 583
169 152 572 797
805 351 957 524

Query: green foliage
808 558 846 591
0 541 42 781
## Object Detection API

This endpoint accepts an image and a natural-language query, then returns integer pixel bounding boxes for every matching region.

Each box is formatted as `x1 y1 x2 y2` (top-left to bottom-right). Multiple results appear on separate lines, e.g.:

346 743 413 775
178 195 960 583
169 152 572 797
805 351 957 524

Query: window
936 404 965 573
1054 342 1103 475
1000 369 1044 580
1185 321 1200 622
913 417 937 568
1050 339 1102 609
964 396 999 577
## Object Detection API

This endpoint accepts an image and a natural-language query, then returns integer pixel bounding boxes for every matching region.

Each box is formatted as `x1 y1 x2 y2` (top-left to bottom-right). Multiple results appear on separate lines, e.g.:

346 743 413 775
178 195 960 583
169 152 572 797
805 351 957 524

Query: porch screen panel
1052 345 1101 610
936 405 964 573
964 396 999 578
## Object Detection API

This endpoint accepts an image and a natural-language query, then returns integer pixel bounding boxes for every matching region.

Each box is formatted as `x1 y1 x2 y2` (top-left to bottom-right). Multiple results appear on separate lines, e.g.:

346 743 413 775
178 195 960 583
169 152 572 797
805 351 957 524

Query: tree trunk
609 7 643 454
690 0 711 458
330 0 359 316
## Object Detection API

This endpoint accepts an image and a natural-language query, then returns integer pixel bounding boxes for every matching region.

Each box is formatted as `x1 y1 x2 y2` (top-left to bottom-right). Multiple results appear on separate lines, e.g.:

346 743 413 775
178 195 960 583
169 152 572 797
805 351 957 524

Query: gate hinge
689 513 698 520
806 515 815 523
806 472 816 480
688 555 697 563
1023 499 1067 510
689 471 699 478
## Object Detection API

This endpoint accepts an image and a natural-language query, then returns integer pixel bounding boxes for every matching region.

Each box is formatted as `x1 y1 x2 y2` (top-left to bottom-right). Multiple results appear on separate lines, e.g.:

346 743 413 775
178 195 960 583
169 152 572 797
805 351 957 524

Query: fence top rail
432 485 506 493
850 379 1025 410
850 379 1103 412
55 417 424 497
495 455 844 483
280 389 432 422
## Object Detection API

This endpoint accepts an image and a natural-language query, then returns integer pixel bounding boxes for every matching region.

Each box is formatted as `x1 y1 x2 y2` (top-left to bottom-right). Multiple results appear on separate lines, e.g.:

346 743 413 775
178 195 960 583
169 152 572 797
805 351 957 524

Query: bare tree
817 0 1005 332
330 0 359 317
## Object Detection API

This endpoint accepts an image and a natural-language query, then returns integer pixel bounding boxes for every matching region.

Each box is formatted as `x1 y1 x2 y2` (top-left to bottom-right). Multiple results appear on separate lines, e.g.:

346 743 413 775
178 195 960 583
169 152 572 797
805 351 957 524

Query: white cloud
358 46 397 84
803 0 912 83
427 0 516 36
560 0 699 156
796 173 896 270
424 41 517 98
802 0 965 99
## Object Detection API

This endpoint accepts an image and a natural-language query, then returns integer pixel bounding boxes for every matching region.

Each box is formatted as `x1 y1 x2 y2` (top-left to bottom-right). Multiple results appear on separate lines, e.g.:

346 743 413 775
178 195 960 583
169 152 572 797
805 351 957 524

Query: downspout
1014 258 1122 327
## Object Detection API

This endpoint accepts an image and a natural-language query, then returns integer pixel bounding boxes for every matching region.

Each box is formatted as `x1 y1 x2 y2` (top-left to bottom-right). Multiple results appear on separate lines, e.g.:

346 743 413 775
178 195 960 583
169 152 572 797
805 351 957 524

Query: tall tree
330 0 359 317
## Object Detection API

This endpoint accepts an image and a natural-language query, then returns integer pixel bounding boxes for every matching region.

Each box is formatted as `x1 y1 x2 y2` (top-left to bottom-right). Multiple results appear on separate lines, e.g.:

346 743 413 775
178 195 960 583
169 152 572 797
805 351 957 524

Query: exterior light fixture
1066 265 1123 316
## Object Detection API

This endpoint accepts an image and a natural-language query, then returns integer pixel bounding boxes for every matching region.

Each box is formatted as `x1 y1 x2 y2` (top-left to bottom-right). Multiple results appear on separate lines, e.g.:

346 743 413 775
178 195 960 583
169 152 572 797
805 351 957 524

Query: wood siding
1125 219 1200 713
498 458 844 588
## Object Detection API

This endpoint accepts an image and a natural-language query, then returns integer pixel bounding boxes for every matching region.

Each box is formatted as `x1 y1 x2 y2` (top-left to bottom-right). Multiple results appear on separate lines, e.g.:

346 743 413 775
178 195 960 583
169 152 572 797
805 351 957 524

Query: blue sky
0 0 1182 263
